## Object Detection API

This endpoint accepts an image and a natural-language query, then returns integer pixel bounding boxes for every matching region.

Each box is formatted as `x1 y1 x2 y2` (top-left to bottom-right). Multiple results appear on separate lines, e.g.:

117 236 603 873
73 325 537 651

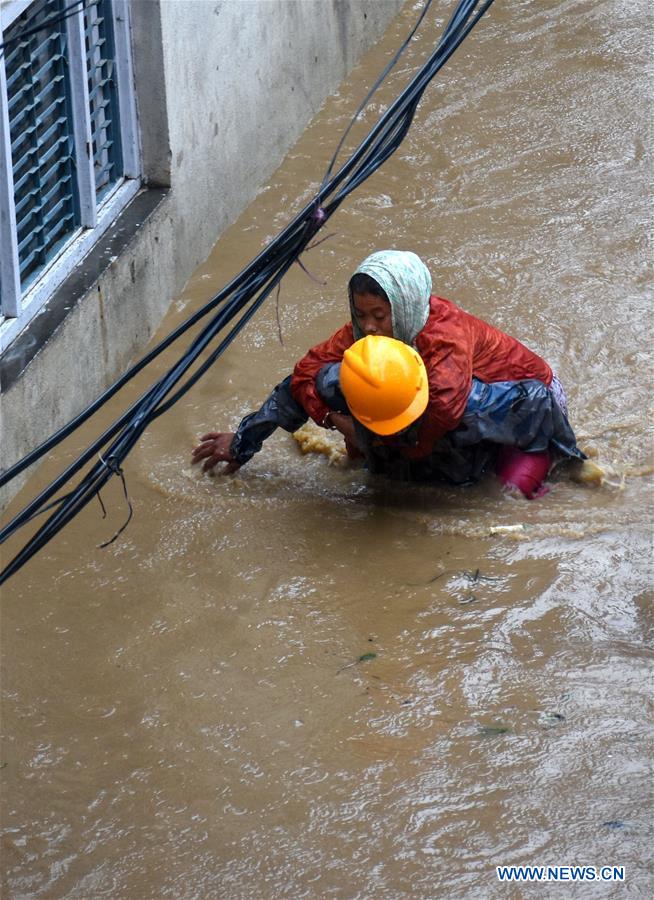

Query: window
0 0 140 352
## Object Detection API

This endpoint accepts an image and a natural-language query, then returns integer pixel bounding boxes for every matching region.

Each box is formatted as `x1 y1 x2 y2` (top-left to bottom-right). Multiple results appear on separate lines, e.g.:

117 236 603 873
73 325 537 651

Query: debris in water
489 524 526 536
479 724 511 736
292 421 347 465
602 820 627 830
539 711 566 727
406 569 451 586
428 570 450 583
410 567 489 587
336 651 377 674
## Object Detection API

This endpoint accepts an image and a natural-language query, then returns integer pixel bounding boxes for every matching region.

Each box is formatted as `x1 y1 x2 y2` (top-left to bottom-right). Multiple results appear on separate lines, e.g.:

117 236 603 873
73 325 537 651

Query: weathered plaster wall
1 0 404 509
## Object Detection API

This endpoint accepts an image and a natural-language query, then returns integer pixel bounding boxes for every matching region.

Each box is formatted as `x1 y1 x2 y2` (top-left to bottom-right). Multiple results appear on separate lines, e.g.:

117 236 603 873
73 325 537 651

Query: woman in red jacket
192 250 583 496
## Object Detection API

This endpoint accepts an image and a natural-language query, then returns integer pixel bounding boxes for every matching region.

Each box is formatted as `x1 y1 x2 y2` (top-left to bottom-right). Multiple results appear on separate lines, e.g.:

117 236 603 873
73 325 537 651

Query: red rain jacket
291 295 553 459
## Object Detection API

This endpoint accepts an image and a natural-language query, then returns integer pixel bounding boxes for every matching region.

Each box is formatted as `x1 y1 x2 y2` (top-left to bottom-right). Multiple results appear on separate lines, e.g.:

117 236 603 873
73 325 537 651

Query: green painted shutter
4 0 80 290
84 0 123 203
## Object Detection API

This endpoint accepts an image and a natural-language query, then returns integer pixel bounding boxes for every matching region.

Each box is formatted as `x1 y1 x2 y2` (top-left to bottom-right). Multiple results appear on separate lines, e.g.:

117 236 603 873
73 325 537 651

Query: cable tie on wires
307 206 327 238
98 452 119 474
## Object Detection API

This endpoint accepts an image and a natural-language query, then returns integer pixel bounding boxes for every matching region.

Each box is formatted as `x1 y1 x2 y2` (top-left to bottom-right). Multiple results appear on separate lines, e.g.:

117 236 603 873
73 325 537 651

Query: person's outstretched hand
191 432 241 474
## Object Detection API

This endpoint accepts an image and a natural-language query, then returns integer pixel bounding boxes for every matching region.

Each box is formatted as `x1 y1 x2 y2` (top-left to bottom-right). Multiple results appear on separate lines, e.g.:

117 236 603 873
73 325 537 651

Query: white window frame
0 0 141 354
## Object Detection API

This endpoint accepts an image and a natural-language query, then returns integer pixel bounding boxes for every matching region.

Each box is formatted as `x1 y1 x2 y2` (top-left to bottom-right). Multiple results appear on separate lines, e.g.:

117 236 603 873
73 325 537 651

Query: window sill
0 185 169 391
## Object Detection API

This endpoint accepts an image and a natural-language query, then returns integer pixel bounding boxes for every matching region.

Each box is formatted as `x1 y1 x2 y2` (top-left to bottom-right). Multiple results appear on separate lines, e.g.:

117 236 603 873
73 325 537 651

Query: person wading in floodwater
192 250 584 498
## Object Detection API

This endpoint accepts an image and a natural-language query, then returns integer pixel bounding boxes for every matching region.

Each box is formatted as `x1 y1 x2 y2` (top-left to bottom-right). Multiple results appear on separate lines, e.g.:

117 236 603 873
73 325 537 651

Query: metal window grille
5 0 80 292
0 0 139 338
84 0 123 202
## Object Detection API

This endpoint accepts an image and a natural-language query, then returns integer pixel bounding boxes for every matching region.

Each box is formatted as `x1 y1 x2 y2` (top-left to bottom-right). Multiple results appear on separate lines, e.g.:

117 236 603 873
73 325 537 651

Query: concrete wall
1 0 404 509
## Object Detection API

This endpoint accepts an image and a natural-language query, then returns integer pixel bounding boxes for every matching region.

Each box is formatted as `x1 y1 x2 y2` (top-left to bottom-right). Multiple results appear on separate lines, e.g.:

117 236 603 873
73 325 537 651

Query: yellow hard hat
340 336 429 435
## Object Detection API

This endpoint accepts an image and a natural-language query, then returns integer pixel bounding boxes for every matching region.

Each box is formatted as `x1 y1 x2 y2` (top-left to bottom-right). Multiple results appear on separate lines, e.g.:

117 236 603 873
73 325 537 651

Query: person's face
352 292 393 338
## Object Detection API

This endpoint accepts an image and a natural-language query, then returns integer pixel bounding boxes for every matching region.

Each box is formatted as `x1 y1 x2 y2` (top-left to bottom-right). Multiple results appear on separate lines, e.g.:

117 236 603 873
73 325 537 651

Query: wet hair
348 272 390 303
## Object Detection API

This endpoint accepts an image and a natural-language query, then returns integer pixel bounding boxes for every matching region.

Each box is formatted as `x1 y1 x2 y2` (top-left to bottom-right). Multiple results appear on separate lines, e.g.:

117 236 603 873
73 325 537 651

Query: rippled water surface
2 1 653 897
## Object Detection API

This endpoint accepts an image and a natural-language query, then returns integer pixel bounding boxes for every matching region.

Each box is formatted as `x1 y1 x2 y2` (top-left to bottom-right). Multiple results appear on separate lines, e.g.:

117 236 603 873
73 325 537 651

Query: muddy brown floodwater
2 1 653 897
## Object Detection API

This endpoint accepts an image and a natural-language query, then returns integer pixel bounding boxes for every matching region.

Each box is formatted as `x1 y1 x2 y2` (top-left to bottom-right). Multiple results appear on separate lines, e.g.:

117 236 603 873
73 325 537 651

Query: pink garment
495 446 551 499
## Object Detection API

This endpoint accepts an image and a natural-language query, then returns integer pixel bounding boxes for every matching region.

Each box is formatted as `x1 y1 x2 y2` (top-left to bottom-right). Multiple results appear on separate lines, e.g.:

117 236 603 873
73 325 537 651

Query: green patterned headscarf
350 250 432 345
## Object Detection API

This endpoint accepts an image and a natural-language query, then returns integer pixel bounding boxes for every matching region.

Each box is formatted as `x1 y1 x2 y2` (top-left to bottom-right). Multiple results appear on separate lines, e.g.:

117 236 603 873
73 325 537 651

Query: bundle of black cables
0 0 495 585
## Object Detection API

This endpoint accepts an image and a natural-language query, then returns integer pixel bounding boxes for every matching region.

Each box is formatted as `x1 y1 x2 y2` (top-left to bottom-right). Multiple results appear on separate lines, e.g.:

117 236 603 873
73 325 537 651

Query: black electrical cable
0 0 493 564
0 0 441 495
1 255 301 580
0 0 89 57
0 0 485 514
0 0 496 585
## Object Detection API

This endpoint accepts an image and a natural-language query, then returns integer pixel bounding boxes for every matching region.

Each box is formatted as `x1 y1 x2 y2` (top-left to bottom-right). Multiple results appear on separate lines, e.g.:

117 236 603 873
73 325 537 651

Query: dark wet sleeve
229 376 309 464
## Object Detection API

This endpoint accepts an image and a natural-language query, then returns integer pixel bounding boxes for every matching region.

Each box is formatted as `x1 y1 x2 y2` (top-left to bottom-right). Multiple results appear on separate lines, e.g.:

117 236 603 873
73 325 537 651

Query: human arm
324 410 360 455
310 358 363 456
191 375 308 474
290 323 355 425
